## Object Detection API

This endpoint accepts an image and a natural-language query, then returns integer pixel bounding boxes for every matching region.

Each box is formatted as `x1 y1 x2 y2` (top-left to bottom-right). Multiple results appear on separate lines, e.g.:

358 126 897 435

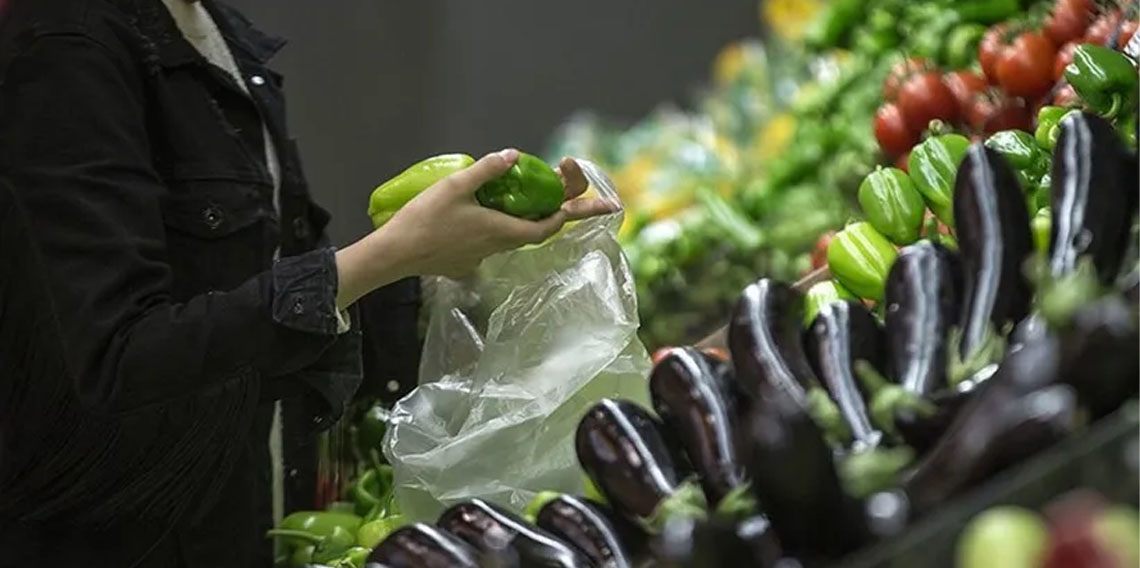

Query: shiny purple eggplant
437 499 590 568
884 241 961 396
1056 295 1140 419
575 399 704 527
952 144 1033 362
649 347 748 510
652 514 784 568
366 523 480 568
728 279 819 405
804 300 887 450
535 495 644 568
1048 112 1138 285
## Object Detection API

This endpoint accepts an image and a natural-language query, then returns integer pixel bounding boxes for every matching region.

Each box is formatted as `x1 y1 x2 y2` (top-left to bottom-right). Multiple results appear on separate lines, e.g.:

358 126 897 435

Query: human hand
554 157 619 221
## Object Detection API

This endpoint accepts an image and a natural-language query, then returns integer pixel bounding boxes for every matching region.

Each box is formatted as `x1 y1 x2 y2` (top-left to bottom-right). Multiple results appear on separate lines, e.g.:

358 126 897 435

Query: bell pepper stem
266 529 324 545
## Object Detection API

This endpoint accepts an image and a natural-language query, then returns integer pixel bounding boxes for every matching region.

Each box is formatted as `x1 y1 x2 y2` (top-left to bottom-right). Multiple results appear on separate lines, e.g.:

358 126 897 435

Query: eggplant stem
714 484 759 519
643 480 708 534
806 387 852 447
838 446 916 499
947 326 1005 387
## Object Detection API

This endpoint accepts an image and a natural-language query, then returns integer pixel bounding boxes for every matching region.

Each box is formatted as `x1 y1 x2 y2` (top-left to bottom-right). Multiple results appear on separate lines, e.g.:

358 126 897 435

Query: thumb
447 148 519 194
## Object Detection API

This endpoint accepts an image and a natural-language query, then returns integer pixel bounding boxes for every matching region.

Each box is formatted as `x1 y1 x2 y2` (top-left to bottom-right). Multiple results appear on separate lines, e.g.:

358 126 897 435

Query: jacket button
386 380 400 393
203 205 224 230
292 217 310 239
250 75 266 86
292 298 305 315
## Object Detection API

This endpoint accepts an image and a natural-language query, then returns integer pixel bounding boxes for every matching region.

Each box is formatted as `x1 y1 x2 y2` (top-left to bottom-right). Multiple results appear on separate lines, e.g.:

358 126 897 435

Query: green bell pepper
474 152 565 220
369 154 475 227
326 547 371 568
268 524 356 566
803 280 859 327
1035 173 1052 211
355 404 388 461
351 466 393 517
1035 106 1073 151
1032 208 1051 256
369 152 564 227
290 545 315 568
827 222 899 301
357 515 408 549
908 134 971 227
1064 44 1139 119
858 166 926 246
984 130 1044 173
945 23 986 69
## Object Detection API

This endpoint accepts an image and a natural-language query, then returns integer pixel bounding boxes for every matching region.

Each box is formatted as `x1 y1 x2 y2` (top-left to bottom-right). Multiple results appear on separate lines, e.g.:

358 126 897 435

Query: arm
0 33 356 415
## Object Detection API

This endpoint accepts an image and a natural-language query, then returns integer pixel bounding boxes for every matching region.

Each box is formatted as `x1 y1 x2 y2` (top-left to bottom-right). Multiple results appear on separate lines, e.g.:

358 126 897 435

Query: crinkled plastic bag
383 159 651 521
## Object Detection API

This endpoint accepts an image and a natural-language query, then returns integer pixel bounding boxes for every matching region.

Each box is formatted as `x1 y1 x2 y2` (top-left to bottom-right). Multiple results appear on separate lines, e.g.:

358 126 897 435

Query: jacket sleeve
0 32 352 416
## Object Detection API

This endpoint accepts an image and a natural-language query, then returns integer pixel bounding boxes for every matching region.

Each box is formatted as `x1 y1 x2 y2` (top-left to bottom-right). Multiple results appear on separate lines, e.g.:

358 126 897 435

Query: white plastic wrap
383 159 651 522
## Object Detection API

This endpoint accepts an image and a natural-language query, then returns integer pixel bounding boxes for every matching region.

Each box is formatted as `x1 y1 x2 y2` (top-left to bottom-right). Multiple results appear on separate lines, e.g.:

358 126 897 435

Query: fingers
562 196 619 221
557 157 589 200
447 149 519 193
492 209 568 246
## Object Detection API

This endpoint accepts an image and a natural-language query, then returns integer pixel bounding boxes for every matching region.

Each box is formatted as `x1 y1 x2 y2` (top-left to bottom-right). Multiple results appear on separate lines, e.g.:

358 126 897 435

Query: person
0 0 614 566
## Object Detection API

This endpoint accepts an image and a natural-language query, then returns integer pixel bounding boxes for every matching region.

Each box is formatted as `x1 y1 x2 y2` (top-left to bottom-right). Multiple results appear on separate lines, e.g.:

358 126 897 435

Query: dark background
226 0 760 245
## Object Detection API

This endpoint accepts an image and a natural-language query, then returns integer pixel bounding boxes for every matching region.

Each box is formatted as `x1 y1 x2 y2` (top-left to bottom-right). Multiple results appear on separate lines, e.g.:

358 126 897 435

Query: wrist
335 225 414 308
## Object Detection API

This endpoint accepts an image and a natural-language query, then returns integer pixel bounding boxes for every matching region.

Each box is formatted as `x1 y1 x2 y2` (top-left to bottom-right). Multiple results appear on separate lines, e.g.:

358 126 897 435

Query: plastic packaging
383 159 652 522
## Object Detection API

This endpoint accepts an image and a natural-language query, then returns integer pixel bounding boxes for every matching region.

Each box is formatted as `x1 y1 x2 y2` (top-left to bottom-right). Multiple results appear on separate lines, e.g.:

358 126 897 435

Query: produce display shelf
832 403 1140 568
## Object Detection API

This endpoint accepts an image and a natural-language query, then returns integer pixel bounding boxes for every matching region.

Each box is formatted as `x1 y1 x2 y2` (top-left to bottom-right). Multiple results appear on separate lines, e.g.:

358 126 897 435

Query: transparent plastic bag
383 159 651 521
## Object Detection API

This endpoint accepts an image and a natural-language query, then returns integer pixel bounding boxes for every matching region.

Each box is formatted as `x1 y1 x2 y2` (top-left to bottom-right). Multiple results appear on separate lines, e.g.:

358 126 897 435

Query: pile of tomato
873 0 1137 164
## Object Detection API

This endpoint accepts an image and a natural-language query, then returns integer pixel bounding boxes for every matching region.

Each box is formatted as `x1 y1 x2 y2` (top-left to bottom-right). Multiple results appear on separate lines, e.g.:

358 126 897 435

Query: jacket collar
122 0 286 70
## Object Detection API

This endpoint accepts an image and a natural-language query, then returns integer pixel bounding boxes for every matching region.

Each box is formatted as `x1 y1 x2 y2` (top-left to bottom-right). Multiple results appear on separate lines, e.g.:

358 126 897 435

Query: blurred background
226 0 759 245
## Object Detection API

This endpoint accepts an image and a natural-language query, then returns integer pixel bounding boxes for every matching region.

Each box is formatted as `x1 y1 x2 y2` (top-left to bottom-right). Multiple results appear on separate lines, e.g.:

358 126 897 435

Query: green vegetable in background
268 524 356 566
351 466 393 517
326 547 371 568
956 507 1049 568
949 0 1019 24
984 130 1045 174
357 515 408 549
1035 106 1071 151
909 134 970 226
858 166 926 245
827 222 898 301
1035 174 1051 211
804 0 863 50
368 154 475 227
475 152 565 220
803 280 858 326
945 23 986 69
1064 44 1139 119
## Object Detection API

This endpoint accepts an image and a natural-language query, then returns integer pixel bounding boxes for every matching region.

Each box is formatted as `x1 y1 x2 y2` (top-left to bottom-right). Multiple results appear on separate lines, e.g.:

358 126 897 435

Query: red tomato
943 71 987 119
1053 83 1081 106
995 31 1058 98
1054 41 1079 81
1084 10 1121 45
898 72 961 131
1119 19 1138 48
967 91 1032 135
874 103 919 157
883 57 930 101
979 24 1008 84
811 231 836 270
651 347 676 365
1045 0 1095 45
894 150 912 173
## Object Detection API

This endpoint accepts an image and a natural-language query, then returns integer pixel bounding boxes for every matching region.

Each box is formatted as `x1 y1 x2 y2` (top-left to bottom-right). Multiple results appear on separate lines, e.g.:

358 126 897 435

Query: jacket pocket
160 178 275 299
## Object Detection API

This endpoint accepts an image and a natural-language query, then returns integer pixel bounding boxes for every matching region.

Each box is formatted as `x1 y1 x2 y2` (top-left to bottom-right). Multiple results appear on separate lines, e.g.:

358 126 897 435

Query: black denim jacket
0 0 420 566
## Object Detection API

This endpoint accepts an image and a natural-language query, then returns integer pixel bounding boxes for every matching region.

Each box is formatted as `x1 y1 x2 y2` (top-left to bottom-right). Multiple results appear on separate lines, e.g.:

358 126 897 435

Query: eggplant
1056 295 1140 419
728 278 819 405
893 365 993 455
649 347 748 510
804 300 886 450
736 385 869 560
1049 112 1138 285
1009 313 1049 348
884 241 960 396
1119 268 1139 305
902 338 1081 515
575 399 704 526
366 523 480 568
437 499 591 568
535 496 645 568
952 144 1033 362
652 514 784 568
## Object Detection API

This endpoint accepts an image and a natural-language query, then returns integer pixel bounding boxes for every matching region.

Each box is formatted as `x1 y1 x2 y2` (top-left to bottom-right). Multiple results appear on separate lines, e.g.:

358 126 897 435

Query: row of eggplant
352 111 1138 568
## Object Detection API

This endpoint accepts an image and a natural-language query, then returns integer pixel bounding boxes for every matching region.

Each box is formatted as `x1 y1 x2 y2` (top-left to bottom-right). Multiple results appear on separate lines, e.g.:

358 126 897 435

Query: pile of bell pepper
271 402 409 568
